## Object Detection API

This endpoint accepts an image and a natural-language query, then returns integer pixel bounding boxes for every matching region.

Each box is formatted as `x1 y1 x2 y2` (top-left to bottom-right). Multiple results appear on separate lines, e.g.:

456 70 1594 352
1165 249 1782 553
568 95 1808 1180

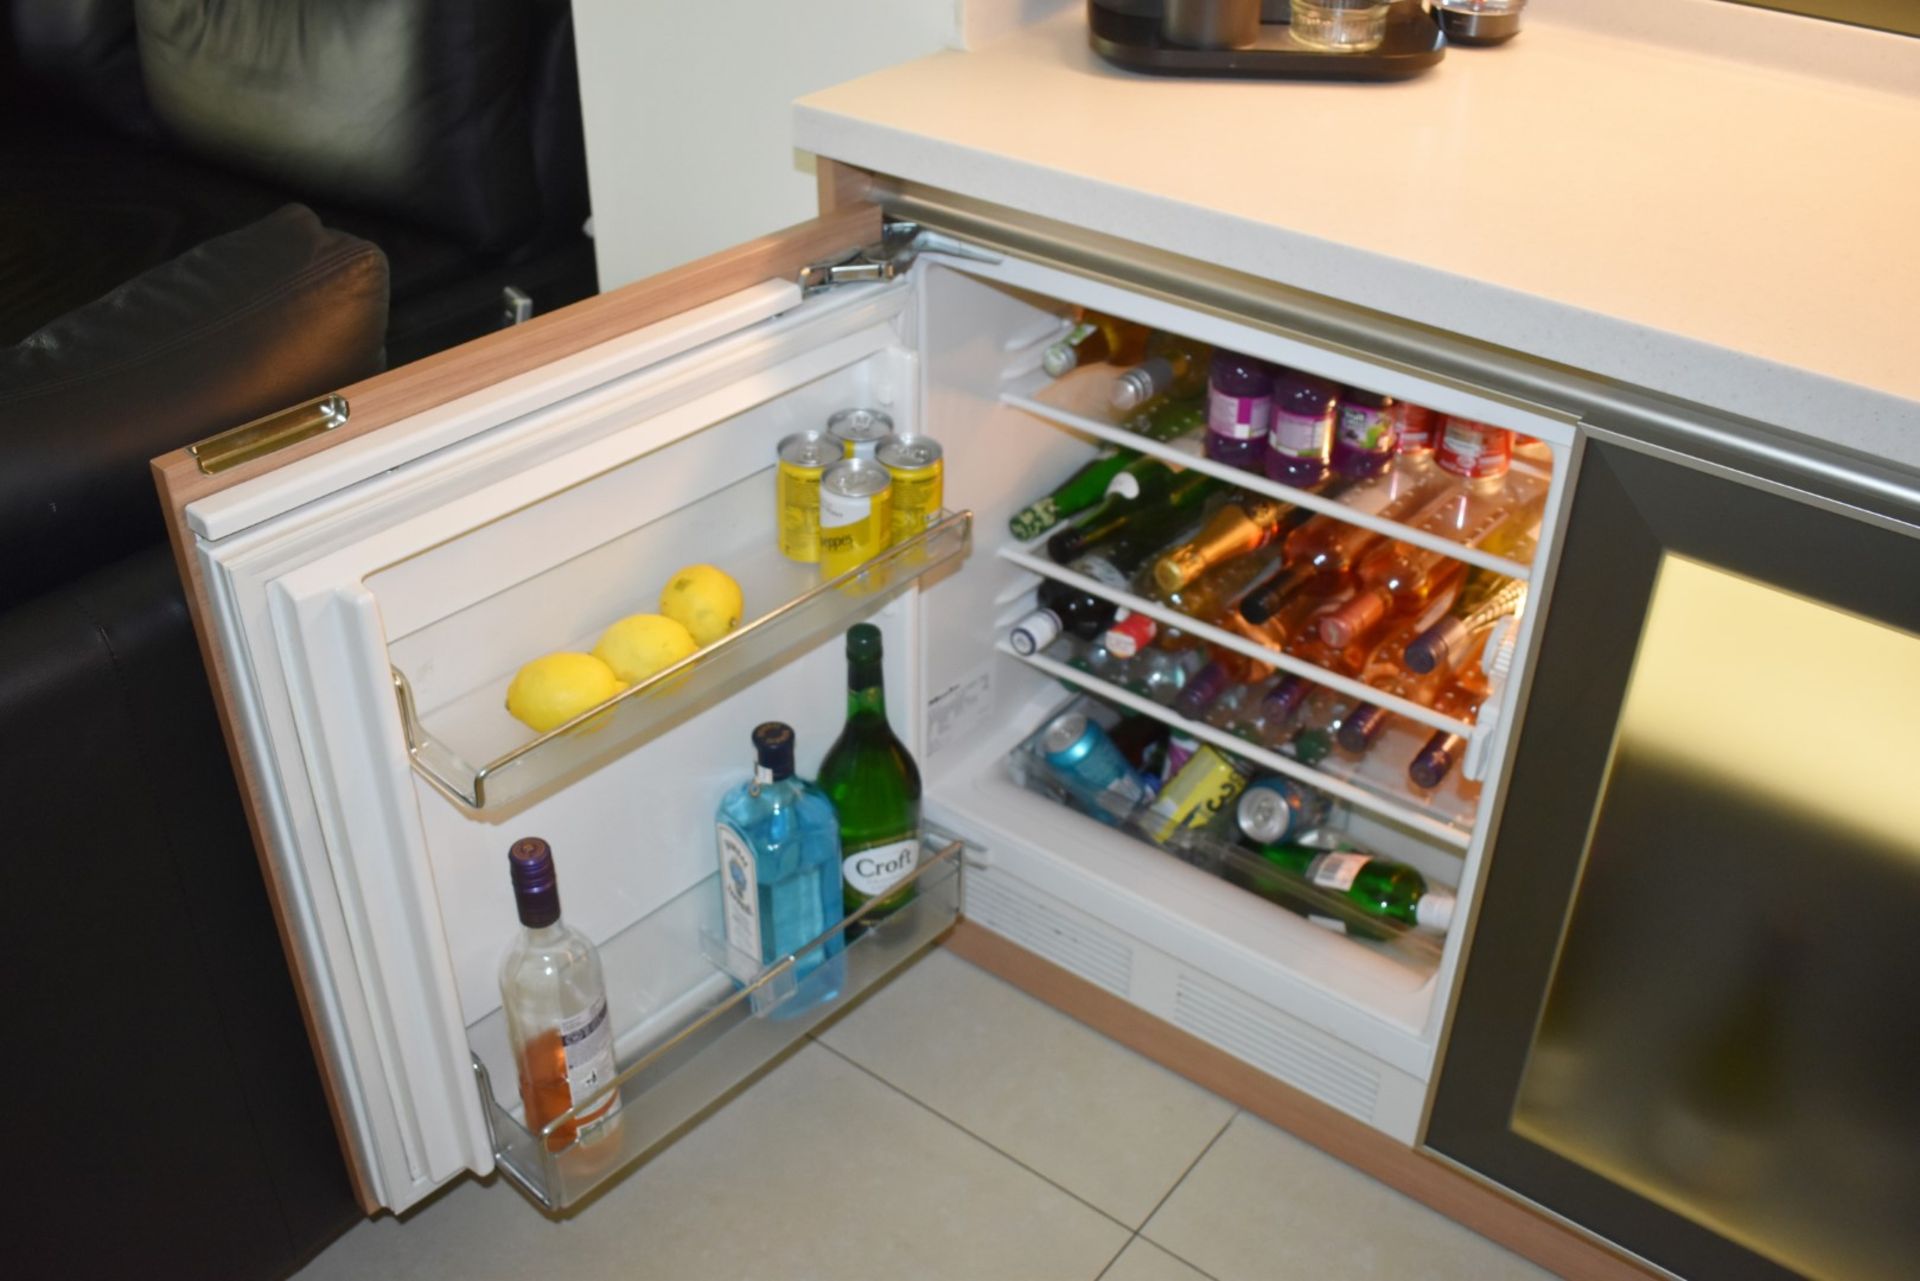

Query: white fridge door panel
191 278 921 1211
268 578 485 1198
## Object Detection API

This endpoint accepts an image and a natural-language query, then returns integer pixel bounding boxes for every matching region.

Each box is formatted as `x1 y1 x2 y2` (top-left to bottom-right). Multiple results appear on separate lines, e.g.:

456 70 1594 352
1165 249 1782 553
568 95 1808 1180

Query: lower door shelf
470 831 968 1210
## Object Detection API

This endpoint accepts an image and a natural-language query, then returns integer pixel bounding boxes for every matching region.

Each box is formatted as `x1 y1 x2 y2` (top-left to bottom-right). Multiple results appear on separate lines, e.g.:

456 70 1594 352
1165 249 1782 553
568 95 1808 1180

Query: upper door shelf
1002 366 1544 583
389 467 971 811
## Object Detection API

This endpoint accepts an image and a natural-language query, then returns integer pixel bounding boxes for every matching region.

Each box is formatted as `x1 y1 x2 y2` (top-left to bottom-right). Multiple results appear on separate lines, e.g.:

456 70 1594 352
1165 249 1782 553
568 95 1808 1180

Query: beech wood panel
150 208 878 1214
816 158 877 216
943 921 1663 1281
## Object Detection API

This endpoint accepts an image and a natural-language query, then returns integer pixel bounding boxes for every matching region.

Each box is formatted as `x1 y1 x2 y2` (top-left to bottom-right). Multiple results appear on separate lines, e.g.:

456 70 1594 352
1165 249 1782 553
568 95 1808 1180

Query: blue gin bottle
715 722 845 1016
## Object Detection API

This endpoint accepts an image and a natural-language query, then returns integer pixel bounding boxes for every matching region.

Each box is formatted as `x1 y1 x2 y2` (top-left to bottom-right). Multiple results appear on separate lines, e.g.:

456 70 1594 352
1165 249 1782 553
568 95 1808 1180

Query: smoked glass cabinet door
1427 434 1920 1281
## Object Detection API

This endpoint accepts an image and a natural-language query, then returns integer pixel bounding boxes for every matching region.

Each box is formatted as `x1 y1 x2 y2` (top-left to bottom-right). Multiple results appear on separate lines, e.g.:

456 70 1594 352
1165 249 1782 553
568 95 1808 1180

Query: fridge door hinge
190 393 350 475
798 220 1000 295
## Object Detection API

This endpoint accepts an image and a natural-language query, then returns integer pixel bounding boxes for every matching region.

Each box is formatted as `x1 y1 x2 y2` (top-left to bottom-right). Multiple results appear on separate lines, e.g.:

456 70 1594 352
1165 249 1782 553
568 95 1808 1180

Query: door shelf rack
390 487 972 811
471 831 969 1211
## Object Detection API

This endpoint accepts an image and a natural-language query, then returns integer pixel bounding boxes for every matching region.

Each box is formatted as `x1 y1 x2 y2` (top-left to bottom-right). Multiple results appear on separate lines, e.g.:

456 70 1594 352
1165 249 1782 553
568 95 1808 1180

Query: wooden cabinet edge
817 158 878 216
942 920 1661 1281
148 205 883 1216
152 204 882 511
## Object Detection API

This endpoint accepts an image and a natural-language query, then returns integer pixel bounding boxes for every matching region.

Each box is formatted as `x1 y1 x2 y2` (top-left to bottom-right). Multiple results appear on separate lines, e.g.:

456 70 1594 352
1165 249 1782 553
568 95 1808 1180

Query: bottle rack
1005 638 1475 846
387 464 972 811
1006 696 1448 970
1000 366 1540 584
471 829 970 1212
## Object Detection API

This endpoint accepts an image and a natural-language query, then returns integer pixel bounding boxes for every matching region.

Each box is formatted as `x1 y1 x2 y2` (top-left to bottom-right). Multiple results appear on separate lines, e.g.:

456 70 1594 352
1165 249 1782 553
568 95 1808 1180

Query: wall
573 0 958 290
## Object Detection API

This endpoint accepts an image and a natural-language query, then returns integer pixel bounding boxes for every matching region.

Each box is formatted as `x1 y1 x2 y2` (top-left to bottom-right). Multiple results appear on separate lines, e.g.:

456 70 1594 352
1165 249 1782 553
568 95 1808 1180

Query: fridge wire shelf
998 539 1481 741
473 829 970 1211
394 509 972 811
1001 367 1540 583
1006 695 1446 970
1002 640 1477 847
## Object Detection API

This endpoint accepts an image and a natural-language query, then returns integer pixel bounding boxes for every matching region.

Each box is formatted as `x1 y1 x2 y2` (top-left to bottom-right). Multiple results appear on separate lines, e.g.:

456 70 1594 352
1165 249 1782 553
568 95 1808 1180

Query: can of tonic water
776 430 842 563
827 407 895 460
876 433 943 546
818 458 893 578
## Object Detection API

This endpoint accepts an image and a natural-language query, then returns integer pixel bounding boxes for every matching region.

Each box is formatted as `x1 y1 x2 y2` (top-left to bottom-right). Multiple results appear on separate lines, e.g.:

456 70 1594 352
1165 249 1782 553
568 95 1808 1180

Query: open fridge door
150 210 987 1213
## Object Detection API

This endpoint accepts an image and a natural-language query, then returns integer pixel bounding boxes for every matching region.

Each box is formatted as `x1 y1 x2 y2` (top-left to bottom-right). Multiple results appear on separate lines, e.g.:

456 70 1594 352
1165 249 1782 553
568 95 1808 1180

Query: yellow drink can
1146 745 1250 845
776 430 841 562
827 407 894 460
876 433 944 546
818 458 893 579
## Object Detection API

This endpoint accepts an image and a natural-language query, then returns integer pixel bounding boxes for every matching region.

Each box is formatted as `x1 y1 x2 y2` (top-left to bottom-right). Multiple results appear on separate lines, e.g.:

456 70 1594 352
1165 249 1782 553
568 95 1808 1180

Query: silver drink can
827 407 895 460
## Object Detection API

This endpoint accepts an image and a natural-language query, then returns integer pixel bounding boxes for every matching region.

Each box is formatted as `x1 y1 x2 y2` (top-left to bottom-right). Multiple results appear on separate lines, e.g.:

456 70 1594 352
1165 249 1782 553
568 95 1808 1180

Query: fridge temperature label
1309 852 1373 892
557 996 621 1137
927 666 992 759
717 823 763 981
844 838 919 897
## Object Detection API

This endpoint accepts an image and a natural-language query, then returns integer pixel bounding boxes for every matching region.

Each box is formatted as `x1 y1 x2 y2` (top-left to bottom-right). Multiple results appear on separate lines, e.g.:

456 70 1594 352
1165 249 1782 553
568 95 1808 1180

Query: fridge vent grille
1172 975 1379 1123
963 868 1134 998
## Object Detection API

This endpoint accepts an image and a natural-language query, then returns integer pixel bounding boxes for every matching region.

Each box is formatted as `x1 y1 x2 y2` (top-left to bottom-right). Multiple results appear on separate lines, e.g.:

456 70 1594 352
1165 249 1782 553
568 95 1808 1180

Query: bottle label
1269 408 1333 459
717 823 763 980
1395 404 1437 454
1308 851 1372 892
1010 607 1062 656
1337 404 1396 455
1437 419 1514 480
1207 389 1270 440
1077 556 1130 591
844 836 919 899
556 996 621 1139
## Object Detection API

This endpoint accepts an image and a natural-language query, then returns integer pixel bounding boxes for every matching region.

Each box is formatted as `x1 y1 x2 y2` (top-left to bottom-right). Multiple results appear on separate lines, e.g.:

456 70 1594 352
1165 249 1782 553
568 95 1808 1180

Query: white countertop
795 0 1920 471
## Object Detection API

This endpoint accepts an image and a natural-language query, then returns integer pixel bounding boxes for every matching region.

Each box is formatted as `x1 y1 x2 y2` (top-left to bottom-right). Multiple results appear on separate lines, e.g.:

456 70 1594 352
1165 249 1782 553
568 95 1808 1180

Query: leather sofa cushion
135 0 541 255
0 204 387 610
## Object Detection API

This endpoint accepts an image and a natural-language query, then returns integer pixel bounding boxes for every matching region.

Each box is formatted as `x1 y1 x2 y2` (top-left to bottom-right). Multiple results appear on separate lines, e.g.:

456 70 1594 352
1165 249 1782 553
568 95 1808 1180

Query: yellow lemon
658 564 744 648
505 653 626 733
593 613 698 684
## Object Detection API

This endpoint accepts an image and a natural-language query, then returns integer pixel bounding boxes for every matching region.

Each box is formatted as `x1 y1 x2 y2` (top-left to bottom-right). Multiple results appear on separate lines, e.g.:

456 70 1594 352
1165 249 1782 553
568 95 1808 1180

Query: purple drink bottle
1205 349 1272 473
1264 367 1339 488
1331 389 1398 481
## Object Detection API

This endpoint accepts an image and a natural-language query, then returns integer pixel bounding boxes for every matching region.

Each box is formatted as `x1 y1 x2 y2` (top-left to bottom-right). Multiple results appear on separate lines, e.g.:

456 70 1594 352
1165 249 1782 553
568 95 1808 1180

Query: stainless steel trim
189 393 350 475
870 177 1920 524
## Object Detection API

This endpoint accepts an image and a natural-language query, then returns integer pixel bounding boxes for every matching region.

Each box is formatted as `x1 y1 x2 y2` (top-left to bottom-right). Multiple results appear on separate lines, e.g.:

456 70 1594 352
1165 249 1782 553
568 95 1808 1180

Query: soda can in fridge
876 433 943 545
776 430 841 563
827 407 895 460
1040 711 1148 825
1146 743 1249 846
818 458 893 578
1236 775 1332 846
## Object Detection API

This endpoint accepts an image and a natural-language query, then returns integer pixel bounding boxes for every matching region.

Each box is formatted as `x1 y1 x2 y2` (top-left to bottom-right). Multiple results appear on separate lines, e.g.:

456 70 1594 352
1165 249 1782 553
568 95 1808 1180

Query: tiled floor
295 949 1555 1281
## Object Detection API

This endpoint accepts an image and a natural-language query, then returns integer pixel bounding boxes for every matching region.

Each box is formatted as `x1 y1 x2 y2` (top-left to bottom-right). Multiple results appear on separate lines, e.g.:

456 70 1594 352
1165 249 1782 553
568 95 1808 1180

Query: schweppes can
876 433 944 545
777 430 841 562
827 407 895 460
818 458 893 578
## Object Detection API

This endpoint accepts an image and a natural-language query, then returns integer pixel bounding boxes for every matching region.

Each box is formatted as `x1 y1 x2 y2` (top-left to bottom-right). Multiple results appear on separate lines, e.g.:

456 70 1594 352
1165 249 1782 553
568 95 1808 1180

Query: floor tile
817 948 1238 1227
1100 1238 1217 1281
1142 1113 1555 1281
296 1042 1128 1281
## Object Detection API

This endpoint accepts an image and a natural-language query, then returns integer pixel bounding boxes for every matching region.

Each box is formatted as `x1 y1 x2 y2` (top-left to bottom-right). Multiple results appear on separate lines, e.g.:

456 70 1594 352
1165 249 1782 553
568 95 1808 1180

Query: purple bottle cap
1409 731 1466 791
508 837 561 928
1173 660 1232 719
1337 704 1389 754
1260 675 1311 721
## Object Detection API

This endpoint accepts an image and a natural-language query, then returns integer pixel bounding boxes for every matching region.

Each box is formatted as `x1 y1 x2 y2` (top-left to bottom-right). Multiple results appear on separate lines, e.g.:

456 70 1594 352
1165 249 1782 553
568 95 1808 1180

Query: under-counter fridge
157 204 1578 1216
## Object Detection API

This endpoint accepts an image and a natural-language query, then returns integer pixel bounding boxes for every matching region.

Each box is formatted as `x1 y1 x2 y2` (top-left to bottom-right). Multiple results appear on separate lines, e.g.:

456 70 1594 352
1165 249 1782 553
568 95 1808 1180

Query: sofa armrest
0 204 387 610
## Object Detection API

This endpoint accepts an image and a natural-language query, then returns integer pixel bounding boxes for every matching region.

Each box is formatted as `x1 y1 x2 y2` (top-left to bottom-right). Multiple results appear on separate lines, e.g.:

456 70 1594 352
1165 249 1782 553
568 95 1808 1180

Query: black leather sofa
0 3 599 1276
3 0 596 366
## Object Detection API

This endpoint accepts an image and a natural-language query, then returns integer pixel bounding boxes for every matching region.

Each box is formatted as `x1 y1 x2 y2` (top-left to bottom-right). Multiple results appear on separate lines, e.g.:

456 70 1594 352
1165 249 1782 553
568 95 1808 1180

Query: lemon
505 653 627 733
658 564 744 648
593 613 698 684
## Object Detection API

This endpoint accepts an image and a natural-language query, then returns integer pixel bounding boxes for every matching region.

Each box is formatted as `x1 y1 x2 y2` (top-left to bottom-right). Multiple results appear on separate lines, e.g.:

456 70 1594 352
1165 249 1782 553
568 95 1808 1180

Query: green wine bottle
1007 448 1139 542
1251 842 1455 933
819 624 923 919
1123 395 1208 443
1045 466 1222 563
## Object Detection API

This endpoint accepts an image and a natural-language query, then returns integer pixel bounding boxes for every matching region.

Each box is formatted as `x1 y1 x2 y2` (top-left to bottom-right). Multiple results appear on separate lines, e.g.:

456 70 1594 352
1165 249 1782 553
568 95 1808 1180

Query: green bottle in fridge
819 623 923 919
